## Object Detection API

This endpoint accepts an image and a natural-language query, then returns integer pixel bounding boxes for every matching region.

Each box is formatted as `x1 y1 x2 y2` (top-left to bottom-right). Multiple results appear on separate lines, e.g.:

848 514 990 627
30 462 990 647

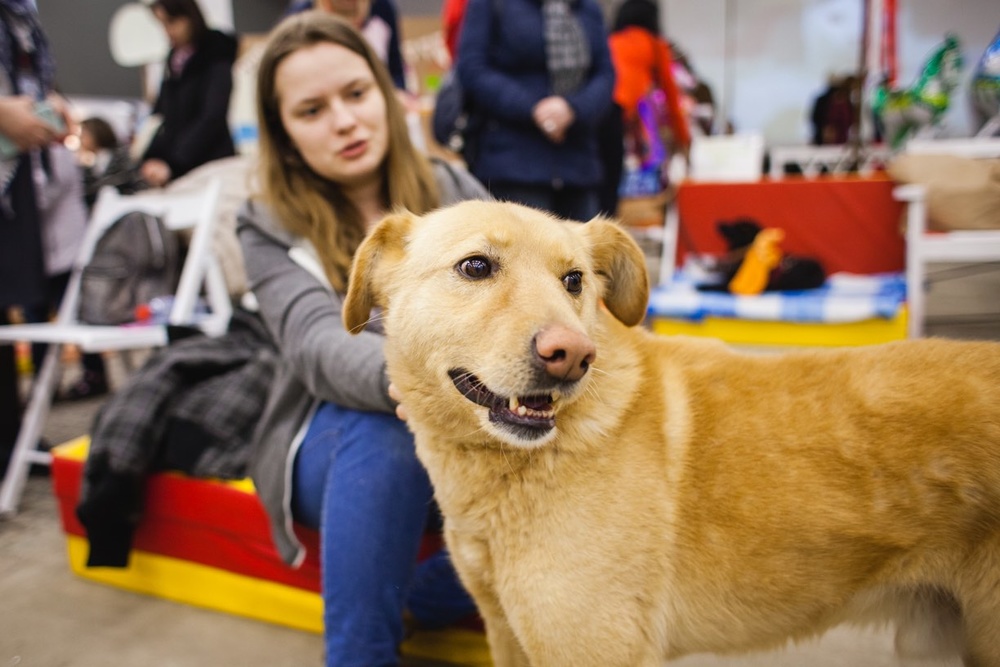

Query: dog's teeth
509 396 520 411
551 389 561 402
517 405 528 416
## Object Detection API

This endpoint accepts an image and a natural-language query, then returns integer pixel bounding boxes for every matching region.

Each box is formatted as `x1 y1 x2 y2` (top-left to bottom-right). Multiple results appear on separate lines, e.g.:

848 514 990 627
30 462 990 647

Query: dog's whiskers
349 311 388 333
457 424 489 440
588 364 609 377
366 311 388 325
457 369 481 385
581 379 604 406
499 441 517 478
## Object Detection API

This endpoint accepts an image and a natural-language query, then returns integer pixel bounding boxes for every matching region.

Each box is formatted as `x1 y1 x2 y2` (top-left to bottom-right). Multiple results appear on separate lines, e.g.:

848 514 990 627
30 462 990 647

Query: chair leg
906 259 926 338
118 349 141 373
901 186 928 339
0 343 61 517
658 203 679 286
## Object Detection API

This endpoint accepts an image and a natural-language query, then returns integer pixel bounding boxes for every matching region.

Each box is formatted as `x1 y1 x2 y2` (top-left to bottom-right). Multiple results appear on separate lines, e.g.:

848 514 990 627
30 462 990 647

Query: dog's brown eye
563 271 583 294
458 256 492 280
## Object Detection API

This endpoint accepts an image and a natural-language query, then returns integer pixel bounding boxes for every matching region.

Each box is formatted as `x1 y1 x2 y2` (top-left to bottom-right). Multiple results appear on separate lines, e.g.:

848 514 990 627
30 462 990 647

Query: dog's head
716 218 762 251
344 200 649 448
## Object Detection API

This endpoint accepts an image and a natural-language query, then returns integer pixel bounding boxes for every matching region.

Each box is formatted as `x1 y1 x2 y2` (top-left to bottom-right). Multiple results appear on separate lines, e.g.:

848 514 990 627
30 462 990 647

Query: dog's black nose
534 326 596 382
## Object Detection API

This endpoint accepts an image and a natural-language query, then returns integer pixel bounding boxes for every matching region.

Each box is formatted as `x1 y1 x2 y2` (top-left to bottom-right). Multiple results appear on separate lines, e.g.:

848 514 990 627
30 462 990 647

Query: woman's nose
329 100 357 133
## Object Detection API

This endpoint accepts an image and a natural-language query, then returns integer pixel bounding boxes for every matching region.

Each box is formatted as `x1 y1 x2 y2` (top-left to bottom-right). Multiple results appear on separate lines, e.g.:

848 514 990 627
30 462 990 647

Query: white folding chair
688 132 765 184
656 134 765 285
768 144 892 179
0 178 229 516
894 138 1000 338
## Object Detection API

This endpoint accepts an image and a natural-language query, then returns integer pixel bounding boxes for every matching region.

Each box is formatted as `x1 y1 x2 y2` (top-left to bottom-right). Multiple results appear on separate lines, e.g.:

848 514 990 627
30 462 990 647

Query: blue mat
649 270 906 324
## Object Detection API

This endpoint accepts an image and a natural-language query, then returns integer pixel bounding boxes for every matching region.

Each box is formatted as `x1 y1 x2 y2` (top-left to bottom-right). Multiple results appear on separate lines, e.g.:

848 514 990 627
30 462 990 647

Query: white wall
662 0 1000 146
198 0 235 31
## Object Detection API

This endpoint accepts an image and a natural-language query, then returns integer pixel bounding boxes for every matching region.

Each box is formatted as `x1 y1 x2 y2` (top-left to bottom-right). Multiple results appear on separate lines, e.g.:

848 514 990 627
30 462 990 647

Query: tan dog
343 200 1000 667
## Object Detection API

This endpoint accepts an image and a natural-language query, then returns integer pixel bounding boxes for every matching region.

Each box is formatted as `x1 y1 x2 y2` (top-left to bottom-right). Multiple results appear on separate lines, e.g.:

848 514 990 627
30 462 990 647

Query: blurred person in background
601 0 691 216
287 0 407 90
0 0 74 473
456 0 615 221
441 0 468 64
78 116 144 210
140 0 237 188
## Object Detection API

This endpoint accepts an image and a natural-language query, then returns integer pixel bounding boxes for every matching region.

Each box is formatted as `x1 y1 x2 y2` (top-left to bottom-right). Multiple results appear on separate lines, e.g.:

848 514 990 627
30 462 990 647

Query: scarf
0 0 56 196
542 0 591 96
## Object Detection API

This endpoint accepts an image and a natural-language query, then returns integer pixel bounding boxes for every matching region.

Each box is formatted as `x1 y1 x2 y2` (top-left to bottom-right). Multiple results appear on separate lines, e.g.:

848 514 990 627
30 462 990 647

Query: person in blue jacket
455 0 615 221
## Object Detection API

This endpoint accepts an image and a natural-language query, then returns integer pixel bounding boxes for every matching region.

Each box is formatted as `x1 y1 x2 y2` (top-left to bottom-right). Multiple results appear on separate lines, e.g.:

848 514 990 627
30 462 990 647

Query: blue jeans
488 180 600 221
293 401 476 667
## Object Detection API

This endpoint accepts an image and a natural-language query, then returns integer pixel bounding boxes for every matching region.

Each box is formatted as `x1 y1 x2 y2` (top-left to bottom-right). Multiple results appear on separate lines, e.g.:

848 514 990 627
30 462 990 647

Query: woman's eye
563 270 583 294
347 82 372 101
458 256 493 280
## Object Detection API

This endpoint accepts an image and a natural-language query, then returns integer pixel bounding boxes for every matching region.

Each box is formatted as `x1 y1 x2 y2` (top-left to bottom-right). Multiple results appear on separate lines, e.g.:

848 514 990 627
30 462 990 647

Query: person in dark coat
0 0 73 473
141 0 237 187
456 0 615 221
810 74 857 146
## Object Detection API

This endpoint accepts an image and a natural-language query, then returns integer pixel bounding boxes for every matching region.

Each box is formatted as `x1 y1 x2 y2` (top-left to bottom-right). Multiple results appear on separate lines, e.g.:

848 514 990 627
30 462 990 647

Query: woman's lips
339 140 368 159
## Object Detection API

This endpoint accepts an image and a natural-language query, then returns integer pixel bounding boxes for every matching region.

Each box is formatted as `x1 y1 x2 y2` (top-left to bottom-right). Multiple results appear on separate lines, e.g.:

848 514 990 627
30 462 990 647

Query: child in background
53 116 142 401
39 118 141 401
78 117 144 210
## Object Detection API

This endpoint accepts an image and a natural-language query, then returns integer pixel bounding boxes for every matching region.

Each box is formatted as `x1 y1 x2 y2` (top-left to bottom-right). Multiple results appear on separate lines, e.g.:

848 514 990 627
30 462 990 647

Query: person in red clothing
441 0 468 64
599 0 691 215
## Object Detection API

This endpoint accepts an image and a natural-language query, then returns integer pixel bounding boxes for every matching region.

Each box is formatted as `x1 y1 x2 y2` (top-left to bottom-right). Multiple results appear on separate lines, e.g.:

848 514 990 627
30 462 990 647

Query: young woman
141 0 237 187
236 12 488 667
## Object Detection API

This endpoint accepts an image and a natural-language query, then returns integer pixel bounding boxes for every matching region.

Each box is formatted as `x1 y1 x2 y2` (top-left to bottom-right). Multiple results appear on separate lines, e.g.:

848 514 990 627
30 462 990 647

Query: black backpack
78 210 181 325
430 0 501 166
431 69 472 156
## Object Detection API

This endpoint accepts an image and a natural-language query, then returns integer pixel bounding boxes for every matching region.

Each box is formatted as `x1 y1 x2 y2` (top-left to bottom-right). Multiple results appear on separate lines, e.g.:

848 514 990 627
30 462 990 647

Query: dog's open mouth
448 368 557 439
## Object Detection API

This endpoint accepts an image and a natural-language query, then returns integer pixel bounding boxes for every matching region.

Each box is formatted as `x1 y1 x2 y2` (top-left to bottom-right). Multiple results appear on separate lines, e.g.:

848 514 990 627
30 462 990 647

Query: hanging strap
880 0 898 86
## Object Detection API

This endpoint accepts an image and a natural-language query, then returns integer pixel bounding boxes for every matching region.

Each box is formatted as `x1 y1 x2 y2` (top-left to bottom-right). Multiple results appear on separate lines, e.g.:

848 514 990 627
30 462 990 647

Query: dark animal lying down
700 218 826 293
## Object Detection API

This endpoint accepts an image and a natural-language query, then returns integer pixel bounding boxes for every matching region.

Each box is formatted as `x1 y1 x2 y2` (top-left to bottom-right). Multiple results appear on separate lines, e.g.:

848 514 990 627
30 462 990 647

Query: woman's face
275 41 389 191
79 127 99 154
153 7 194 49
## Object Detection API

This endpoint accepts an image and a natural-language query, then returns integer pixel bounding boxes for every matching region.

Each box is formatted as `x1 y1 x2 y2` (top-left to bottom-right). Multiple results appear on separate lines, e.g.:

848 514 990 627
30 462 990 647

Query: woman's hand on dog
389 383 408 422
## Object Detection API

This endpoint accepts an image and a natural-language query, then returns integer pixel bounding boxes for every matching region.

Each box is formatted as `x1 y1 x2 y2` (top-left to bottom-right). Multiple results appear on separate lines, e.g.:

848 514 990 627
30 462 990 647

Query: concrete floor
1 263 996 666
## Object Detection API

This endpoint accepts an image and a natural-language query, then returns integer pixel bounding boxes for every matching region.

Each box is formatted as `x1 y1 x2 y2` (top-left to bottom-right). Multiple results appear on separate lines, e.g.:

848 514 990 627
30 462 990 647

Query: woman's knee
353 412 426 479
311 406 426 487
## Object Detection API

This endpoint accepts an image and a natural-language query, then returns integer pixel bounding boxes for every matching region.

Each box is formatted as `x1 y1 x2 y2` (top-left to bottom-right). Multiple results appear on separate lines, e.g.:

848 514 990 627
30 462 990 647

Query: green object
871 34 964 149
425 72 443 94
0 100 65 160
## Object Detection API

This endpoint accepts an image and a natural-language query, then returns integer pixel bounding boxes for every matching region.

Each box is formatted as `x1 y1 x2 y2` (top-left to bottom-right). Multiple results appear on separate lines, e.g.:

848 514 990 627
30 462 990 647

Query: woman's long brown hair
255 11 439 292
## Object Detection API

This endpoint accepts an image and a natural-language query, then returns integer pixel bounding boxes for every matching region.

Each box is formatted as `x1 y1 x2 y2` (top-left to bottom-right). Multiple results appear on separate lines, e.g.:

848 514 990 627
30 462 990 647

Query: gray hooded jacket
236 158 490 565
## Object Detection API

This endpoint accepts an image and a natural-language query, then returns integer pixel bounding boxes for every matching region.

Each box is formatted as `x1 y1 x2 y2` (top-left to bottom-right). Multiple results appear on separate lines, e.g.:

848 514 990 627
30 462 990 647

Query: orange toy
728 228 785 296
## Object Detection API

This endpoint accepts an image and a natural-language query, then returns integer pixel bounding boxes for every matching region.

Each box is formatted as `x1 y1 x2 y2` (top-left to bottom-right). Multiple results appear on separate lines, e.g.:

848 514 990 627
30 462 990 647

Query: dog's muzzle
448 368 558 440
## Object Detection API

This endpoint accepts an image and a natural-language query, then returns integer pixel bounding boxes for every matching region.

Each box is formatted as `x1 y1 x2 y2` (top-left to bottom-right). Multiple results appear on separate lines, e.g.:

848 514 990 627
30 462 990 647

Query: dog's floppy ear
343 210 414 334
582 217 650 327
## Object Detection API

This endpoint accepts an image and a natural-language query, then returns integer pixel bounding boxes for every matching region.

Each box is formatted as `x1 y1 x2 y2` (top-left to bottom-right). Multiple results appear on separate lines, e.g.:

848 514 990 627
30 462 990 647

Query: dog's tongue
520 395 553 411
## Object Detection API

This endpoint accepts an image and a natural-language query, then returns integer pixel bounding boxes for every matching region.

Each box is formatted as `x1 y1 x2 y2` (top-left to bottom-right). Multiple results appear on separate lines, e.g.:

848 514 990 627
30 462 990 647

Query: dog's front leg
463 573 530 665
459 572 530 666
480 601 532 667
448 535 533 666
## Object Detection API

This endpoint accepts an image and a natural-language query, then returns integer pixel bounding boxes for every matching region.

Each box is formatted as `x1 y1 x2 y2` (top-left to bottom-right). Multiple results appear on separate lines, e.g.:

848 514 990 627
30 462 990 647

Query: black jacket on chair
143 29 238 180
